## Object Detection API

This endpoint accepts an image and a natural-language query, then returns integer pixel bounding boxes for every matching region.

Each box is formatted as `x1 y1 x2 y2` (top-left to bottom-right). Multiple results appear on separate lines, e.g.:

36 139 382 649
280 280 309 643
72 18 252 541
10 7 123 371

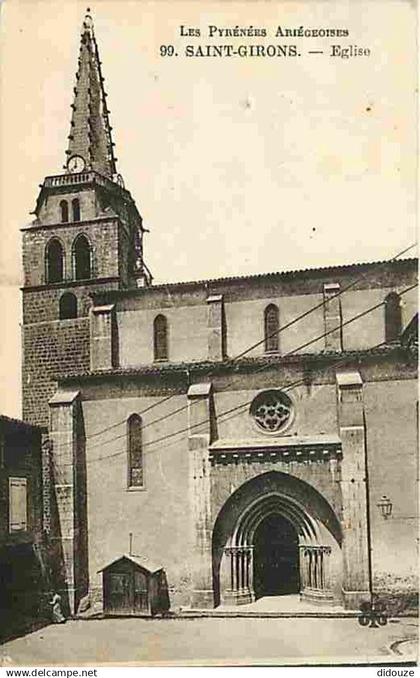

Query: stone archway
212 471 343 607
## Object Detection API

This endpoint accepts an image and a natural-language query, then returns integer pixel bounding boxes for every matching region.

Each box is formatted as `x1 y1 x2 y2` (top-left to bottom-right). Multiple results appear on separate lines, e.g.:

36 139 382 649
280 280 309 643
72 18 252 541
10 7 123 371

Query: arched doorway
212 471 343 608
253 513 299 598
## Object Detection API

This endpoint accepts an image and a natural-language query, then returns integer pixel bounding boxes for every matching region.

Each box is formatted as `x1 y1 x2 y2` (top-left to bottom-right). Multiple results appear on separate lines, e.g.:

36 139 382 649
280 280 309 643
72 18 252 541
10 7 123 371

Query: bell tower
22 9 152 427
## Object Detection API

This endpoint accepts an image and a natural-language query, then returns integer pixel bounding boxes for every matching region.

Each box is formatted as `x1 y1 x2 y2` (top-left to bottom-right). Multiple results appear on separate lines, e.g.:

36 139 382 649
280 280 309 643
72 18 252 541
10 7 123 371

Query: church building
21 11 418 616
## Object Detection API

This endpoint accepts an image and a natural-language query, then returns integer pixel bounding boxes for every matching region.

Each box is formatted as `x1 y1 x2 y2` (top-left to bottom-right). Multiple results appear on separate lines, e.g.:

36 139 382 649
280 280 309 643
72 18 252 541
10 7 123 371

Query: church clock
67 154 86 173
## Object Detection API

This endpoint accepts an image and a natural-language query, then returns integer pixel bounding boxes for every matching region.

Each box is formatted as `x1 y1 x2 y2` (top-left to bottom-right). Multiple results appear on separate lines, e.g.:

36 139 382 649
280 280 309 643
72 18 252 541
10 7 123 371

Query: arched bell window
385 292 402 343
72 198 81 222
73 234 91 280
127 414 143 488
264 304 279 353
45 238 64 284
59 200 69 223
59 292 77 320
153 314 168 361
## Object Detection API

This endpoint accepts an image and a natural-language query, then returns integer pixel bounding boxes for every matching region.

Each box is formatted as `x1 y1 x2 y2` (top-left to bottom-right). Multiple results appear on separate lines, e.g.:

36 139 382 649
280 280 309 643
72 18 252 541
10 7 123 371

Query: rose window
250 390 293 433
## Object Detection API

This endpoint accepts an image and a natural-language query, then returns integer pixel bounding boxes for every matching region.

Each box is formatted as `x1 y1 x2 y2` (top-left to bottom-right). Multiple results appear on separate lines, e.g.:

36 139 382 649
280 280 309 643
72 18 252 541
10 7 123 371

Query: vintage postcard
0 0 417 668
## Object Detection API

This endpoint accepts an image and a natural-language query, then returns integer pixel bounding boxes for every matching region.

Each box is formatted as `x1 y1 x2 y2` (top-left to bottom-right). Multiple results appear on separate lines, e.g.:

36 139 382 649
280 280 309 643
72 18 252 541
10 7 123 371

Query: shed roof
97 554 163 574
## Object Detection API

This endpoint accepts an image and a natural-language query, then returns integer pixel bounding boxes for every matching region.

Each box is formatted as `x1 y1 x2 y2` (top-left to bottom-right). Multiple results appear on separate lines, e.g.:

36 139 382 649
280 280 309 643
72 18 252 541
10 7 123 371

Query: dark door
105 572 133 615
253 513 300 598
133 569 149 613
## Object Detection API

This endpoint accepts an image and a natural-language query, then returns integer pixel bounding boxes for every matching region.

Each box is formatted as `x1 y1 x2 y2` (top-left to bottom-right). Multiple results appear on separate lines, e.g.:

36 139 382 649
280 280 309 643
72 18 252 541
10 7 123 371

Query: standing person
49 592 65 624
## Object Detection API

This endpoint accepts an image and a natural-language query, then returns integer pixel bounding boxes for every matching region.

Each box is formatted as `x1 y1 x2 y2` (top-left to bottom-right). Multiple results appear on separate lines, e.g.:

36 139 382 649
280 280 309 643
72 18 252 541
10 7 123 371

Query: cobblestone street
0 616 417 666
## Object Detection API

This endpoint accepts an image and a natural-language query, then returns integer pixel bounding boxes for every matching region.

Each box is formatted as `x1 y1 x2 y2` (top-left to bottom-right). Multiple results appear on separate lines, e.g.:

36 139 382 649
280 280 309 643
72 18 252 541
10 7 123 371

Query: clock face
67 155 86 173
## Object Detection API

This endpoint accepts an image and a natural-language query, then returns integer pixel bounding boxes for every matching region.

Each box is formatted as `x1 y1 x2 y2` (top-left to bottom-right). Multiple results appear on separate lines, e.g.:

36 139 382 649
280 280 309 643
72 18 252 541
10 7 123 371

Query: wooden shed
98 554 169 617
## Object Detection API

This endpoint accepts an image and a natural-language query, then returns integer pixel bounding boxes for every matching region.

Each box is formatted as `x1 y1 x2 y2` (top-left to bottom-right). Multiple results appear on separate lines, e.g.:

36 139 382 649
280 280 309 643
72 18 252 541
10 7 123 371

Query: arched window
127 414 143 488
153 314 168 361
72 198 81 222
73 234 91 280
46 238 64 283
264 304 279 353
385 292 402 343
59 292 77 320
60 200 69 223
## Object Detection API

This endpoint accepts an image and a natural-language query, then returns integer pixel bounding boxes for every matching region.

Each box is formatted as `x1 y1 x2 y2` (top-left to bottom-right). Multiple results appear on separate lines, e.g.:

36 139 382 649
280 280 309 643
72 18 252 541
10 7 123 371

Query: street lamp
377 495 393 519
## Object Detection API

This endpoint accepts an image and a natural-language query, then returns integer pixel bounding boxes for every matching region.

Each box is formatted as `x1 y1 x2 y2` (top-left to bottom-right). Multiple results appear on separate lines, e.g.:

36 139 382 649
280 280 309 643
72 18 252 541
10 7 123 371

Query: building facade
21 12 418 616
0 416 45 636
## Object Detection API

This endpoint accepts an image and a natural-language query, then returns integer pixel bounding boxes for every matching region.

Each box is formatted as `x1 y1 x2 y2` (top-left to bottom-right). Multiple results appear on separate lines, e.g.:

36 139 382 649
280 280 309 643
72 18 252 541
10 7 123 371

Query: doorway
253 513 300 598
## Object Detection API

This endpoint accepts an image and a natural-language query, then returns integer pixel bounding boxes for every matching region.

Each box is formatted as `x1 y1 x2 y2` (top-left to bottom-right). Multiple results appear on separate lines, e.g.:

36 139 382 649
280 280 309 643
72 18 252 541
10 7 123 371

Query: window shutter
9 477 27 532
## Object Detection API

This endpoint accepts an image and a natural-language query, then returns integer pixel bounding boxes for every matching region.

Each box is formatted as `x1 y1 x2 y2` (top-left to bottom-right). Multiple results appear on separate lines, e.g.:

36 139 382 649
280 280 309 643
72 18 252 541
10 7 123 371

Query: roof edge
0 414 41 432
54 345 410 383
91 257 418 299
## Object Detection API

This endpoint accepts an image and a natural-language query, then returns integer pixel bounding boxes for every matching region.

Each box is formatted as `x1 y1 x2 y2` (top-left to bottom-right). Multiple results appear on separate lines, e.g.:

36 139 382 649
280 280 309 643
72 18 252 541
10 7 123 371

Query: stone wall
22 278 123 427
110 261 417 367
22 318 90 427
364 378 418 601
22 218 120 288
76 387 192 609
53 348 417 611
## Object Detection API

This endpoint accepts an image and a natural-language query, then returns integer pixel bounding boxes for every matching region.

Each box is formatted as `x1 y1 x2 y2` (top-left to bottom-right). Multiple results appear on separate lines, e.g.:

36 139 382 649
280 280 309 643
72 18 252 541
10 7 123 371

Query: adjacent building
0 416 45 635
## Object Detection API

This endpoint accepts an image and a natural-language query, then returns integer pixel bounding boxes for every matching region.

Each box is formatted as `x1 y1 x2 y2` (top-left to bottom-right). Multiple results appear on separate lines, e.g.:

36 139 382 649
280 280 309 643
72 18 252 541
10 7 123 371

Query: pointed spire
65 8 117 178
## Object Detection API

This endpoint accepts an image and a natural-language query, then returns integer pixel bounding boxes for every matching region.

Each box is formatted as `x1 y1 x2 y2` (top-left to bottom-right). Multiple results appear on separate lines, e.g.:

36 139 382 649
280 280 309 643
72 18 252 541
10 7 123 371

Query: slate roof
65 10 117 178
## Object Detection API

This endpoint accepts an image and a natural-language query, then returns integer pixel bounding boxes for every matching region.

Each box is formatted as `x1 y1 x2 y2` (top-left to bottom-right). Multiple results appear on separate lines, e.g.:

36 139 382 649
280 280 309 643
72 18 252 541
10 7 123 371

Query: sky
0 0 417 418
